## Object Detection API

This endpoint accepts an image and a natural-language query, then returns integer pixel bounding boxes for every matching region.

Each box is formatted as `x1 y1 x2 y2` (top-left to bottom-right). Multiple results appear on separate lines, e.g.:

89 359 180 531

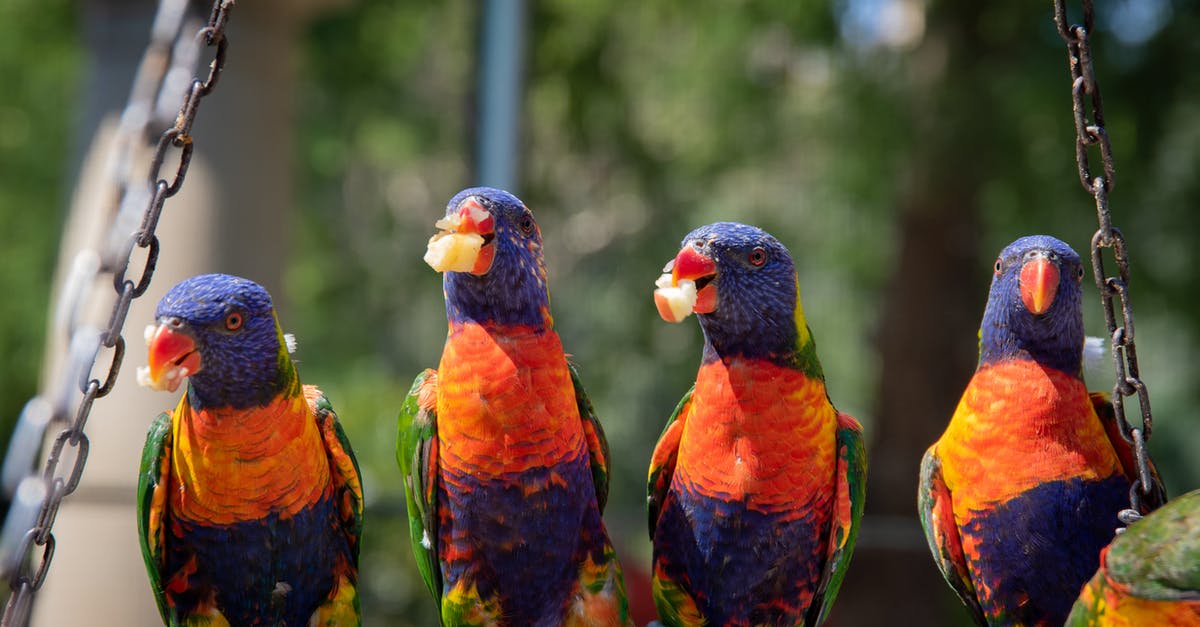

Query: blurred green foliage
0 0 78 456
1 0 1197 625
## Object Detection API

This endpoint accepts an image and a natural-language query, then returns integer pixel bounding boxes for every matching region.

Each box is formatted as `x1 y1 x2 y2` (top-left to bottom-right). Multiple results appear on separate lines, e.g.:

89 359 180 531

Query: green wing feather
567 361 610 513
1066 489 1200 625
918 447 986 627
136 411 175 626
808 413 867 626
1105 488 1200 601
646 386 694 539
311 389 365 565
396 369 442 609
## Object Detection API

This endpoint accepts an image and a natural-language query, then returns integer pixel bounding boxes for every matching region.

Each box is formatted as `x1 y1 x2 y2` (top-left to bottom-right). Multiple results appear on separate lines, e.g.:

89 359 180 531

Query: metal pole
476 0 527 192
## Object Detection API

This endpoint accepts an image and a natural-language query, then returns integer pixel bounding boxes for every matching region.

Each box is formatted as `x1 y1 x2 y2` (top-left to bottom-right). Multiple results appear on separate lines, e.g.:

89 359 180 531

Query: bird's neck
979 308 1083 377
700 298 824 380
187 348 300 411
444 268 552 329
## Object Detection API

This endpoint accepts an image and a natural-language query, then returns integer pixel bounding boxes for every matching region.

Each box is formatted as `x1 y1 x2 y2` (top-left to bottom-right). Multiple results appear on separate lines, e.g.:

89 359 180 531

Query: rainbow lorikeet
398 187 632 626
919 235 1166 626
646 222 867 626
1067 488 1200 626
136 274 363 626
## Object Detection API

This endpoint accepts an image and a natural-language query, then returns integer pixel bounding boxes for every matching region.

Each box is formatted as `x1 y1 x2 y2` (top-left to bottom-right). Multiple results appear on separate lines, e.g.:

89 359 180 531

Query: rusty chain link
1053 0 1162 528
0 2 235 624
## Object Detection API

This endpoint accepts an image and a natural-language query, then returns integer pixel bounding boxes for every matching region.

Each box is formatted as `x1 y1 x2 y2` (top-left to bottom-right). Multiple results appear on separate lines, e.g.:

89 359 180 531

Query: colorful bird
919 235 1166 626
646 222 866 626
137 274 363 626
398 187 633 626
1066 488 1200 626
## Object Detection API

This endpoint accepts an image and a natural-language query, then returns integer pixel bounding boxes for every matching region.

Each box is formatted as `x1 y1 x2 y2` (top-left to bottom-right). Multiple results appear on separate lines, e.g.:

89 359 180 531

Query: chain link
1053 0 1162 528
0 2 236 624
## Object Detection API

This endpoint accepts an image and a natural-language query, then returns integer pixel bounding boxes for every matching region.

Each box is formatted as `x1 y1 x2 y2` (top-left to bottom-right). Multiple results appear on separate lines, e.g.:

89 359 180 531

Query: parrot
136 274 363 626
919 235 1167 626
397 187 633 626
646 221 867 626
1066 488 1200 626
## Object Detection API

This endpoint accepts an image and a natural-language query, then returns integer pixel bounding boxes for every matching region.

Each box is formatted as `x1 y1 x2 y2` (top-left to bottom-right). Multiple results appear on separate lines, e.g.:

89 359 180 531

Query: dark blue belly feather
438 451 611 627
653 483 828 625
167 494 351 626
963 474 1129 625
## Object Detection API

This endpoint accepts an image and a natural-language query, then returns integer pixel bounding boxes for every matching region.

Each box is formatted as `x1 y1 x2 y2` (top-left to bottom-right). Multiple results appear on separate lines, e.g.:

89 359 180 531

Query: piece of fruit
425 231 485 273
654 273 698 323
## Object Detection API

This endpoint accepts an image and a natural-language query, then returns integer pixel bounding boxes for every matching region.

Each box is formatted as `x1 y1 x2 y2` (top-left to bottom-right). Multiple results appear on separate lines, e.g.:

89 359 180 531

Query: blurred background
1 0 1197 625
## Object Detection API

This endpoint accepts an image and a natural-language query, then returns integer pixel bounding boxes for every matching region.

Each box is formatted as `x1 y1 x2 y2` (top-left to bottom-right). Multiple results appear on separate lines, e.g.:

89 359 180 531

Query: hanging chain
0 2 235 624
1053 0 1161 528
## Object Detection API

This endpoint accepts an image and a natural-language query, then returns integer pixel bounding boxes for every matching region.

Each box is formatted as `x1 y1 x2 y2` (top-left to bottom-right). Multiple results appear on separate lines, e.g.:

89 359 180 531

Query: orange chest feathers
675 358 838 514
435 322 585 476
937 360 1122 511
168 393 332 525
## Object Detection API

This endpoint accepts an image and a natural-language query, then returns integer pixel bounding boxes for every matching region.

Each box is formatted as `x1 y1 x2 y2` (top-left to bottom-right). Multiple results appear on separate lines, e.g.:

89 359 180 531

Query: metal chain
0 2 235 624
1053 0 1161 528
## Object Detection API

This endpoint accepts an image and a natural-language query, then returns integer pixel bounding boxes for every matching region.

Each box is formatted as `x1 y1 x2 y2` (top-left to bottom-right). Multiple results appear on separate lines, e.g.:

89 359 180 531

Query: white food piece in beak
135 364 189 392
424 232 485 273
654 273 698 323
136 366 154 389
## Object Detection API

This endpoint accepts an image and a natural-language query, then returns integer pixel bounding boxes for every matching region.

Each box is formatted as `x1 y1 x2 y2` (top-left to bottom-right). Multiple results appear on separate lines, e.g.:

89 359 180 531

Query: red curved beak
671 246 718 314
145 321 201 392
456 197 495 274
454 197 494 236
1019 256 1060 315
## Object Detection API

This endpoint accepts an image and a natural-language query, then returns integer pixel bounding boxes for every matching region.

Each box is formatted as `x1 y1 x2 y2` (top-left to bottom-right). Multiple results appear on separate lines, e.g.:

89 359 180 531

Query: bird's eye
1076 265 1085 282
748 247 767 267
519 214 536 236
225 312 243 331
994 259 1002 275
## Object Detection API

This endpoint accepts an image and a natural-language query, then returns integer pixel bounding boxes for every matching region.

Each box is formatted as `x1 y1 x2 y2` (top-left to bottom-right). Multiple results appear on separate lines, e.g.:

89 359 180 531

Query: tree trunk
831 2 991 624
